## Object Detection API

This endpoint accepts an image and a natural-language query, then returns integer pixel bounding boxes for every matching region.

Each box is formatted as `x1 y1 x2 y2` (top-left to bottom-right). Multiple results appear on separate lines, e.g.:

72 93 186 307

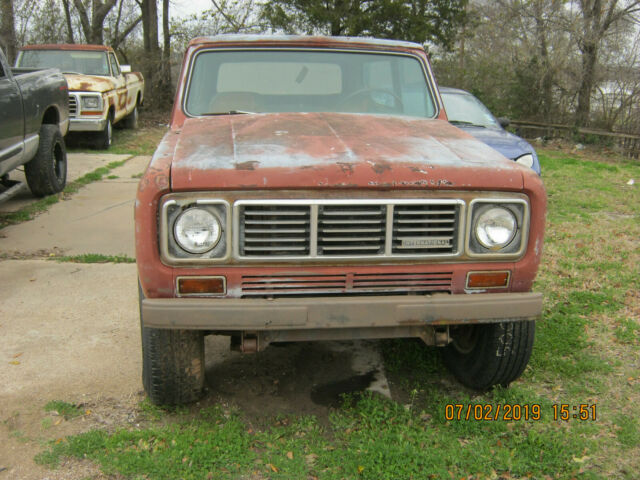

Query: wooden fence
510 120 640 159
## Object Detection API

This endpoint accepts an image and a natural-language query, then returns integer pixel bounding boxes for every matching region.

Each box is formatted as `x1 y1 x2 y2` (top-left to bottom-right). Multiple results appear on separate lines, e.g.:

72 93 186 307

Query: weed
53 254 135 264
44 401 83 420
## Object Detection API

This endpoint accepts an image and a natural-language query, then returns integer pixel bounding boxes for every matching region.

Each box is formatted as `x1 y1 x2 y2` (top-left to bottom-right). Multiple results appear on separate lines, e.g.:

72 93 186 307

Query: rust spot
371 162 392 174
236 160 260 171
336 162 355 174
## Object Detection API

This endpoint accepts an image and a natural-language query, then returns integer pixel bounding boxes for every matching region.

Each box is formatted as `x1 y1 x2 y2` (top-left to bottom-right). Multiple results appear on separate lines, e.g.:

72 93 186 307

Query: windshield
185 50 436 118
440 91 500 128
17 50 110 76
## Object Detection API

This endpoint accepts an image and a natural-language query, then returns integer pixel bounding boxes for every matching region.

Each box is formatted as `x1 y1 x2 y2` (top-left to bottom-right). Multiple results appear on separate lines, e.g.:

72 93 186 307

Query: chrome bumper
69 117 107 132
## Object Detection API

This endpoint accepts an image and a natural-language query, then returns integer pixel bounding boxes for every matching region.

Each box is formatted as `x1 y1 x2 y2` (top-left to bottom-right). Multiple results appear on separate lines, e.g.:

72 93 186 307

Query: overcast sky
170 0 214 19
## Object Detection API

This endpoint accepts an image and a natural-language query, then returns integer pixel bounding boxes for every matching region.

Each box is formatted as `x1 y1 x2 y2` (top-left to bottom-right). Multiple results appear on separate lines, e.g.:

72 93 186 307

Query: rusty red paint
21 43 111 51
136 35 546 303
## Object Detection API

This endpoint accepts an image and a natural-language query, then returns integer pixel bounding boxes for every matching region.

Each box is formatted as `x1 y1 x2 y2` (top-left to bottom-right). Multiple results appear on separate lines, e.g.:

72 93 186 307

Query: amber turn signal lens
467 271 510 289
178 276 226 296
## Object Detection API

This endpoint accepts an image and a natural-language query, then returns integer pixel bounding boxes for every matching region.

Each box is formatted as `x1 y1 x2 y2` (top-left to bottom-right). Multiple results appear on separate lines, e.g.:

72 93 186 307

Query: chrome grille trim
234 199 465 260
68 95 77 117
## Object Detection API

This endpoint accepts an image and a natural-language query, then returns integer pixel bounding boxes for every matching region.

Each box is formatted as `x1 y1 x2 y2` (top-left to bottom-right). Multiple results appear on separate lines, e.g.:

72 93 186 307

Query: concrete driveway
0 153 391 479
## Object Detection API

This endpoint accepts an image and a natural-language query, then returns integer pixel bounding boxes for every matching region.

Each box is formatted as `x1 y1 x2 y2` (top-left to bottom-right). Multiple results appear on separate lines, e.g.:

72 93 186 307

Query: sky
171 0 214 20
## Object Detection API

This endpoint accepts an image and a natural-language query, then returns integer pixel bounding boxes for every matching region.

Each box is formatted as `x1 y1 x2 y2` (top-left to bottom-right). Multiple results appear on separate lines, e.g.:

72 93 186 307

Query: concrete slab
0 158 149 258
0 153 132 214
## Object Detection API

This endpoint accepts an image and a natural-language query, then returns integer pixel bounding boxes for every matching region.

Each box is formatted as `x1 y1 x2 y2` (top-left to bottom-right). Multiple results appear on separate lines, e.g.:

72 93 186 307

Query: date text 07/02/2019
444 404 597 422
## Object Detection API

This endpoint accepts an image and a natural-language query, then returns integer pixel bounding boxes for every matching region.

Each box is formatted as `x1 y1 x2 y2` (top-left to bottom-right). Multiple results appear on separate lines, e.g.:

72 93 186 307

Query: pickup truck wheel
441 320 535 390
123 105 138 129
139 285 205 405
24 124 67 197
95 116 113 149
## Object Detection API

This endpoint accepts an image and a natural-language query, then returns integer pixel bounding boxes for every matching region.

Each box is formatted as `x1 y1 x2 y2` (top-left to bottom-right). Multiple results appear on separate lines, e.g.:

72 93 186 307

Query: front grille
236 200 463 259
68 95 77 117
318 204 386 255
241 271 452 297
239 205 310 256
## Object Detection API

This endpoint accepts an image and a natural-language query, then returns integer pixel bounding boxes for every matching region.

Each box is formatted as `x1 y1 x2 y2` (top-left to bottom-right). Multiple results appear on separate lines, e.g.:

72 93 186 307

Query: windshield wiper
202 110 256 116
450 120 486 128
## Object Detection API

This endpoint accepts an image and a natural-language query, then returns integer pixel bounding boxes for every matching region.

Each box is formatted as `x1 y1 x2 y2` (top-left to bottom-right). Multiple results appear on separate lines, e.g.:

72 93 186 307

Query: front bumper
69 117 107 132
141 292 542 331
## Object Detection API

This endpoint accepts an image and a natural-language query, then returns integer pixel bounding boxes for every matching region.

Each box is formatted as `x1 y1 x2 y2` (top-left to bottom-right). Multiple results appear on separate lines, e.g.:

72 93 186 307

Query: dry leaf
358 465 365 474
267 463 278 473
9 361 20 366
286 451 294 460
12 353 23 358
573 456 590 463
85 409 92 415
54 419 62 426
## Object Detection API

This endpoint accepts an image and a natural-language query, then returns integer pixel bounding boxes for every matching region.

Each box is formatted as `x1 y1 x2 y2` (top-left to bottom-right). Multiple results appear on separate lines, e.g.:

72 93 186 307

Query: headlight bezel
466 199 529 258
160 198 231 264
80 94 103 112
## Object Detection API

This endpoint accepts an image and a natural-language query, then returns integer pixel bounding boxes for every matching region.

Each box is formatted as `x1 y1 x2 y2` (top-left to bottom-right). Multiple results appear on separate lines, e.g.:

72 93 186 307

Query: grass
67 123 167 156
35 148 640 479
53 253 135 264
44 401 84 420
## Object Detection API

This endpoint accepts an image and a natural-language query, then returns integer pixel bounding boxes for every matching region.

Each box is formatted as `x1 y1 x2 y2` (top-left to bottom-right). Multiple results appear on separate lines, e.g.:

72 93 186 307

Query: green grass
44 401 83 420
68 124 166 156
35 148 640 479
53 253 135 264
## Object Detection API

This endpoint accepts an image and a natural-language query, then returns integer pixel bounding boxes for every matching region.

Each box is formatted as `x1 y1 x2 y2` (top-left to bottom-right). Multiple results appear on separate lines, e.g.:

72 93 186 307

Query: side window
109 53 121 76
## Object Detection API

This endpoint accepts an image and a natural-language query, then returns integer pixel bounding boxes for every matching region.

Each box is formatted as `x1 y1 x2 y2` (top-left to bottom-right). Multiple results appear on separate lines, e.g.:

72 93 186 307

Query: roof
188 34 424 50
20 44 112 52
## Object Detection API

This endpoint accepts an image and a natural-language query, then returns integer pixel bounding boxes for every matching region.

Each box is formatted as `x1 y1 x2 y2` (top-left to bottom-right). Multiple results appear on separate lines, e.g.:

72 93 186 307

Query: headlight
475 207 516 249
515 154 534 168
174 208 221 254
81 96 102 110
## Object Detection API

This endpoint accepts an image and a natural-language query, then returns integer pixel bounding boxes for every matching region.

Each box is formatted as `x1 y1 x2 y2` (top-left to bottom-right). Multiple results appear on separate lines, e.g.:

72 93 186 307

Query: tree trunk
0 0 17 64
140 0 163 109
575 41 598 127
61 0 75 43
72 0 117 44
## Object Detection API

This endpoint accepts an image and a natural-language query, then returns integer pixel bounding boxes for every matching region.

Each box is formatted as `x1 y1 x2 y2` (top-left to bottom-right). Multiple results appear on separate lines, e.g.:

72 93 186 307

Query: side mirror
498 117 510 128
120 64 131 73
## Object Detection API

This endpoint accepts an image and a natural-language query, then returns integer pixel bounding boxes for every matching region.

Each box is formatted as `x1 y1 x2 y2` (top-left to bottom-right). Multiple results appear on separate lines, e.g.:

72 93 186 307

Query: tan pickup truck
16 44 144 149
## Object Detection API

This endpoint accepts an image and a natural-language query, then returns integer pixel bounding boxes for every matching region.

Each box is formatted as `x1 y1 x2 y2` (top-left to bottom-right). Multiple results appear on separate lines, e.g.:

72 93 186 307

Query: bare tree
572 0 640 126
72 0 117 44
0 0 17 62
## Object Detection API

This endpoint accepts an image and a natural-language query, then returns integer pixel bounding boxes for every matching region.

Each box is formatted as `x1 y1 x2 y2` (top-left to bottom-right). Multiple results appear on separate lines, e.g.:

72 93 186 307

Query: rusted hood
170 113 526 191
65 73 116 93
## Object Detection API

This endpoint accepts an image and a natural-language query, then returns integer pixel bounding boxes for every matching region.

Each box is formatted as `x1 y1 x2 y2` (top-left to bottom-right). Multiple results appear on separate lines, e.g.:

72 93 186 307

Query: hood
65 73 116 93
169 113 527 191
457 126 534 161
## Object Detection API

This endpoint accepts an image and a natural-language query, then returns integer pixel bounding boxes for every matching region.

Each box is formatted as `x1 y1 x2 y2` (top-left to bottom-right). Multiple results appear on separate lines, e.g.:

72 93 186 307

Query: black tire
24 124 67 197
441 321 535 390
123 104 138 129
139 283 205 405
94 115 113 149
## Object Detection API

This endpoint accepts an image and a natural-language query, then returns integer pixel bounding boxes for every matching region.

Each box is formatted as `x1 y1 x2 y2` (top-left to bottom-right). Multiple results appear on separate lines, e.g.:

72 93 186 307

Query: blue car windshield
441 92 500 129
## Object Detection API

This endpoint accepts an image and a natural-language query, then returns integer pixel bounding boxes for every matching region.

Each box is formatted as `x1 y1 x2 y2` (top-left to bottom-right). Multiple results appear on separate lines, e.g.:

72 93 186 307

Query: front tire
441 321 535 390
24 124 67 197
123 104 138 129
139 284 205 405
94 115 113 149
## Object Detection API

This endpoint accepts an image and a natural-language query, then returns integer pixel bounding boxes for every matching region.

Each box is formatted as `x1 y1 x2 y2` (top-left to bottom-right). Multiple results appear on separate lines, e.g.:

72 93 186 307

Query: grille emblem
400 237 452 248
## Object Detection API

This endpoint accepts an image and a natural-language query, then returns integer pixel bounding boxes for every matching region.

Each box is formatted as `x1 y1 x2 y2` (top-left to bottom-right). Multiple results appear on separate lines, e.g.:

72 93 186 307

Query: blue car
440 87 541 174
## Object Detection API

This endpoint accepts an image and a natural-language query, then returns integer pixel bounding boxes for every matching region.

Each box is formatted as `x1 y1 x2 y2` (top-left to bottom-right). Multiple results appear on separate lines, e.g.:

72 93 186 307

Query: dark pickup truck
0 47 69 200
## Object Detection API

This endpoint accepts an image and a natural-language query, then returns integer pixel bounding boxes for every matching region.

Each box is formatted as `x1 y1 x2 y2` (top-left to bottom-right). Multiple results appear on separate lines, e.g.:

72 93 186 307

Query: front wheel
24 124 67 197
441 321 535 390
94 115 113 149
139 285 205 405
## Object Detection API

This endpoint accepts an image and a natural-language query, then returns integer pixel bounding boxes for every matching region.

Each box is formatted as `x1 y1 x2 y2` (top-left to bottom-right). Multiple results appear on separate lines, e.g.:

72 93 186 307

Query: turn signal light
177 276 226 296
466 271 510 289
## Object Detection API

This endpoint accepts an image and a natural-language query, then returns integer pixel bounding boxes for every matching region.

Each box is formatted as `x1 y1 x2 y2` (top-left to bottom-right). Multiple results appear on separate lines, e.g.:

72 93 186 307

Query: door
0 59 24 158
109 52 128 121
